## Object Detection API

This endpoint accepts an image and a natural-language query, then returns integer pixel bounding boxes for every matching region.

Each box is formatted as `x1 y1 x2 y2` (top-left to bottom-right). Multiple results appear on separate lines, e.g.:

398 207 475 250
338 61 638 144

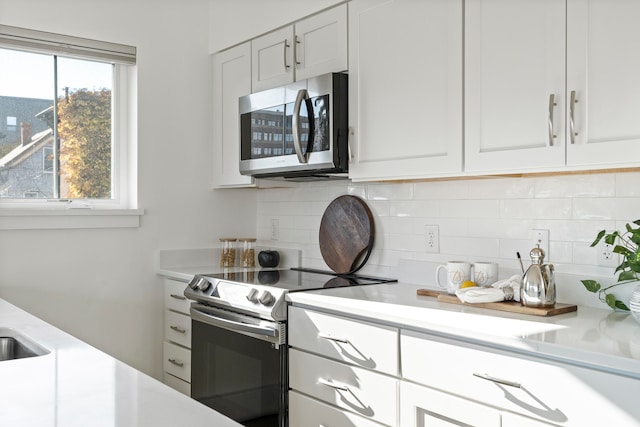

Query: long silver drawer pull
570 90 579 144
170 325 186 334
283 39 290 70
168 358 184 367
548 94 557 146
318 332 349 344
169 294 186 300
473 372 521 388
318 378 350 392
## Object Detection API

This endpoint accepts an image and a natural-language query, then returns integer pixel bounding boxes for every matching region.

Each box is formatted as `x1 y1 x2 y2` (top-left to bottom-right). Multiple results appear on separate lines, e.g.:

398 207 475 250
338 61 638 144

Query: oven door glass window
191 318 285 427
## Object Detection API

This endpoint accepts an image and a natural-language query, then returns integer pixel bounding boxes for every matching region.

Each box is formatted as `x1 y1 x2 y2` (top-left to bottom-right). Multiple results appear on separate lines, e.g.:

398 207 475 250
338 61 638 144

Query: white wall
256 172 640 309
0 0 257 378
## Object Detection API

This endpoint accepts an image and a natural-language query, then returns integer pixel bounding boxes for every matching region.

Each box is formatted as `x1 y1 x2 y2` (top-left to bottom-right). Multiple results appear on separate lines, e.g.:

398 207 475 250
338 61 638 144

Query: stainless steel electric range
184 267 396 427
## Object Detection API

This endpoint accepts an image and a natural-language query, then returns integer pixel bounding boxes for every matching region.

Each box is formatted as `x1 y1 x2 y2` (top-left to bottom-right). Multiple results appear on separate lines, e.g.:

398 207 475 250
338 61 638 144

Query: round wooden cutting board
319 195 375 274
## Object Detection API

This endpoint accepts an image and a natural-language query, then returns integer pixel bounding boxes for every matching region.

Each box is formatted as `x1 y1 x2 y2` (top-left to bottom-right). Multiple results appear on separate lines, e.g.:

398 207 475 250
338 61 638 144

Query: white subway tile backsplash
255 172 639 308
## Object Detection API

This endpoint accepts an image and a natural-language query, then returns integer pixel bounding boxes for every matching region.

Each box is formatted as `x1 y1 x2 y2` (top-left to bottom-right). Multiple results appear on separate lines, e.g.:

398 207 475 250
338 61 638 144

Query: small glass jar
219 238 237 267
239 238 256 268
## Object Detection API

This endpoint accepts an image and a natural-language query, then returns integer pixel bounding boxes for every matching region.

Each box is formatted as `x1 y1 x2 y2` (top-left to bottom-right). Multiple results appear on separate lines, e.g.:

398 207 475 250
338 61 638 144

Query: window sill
0 208 144 230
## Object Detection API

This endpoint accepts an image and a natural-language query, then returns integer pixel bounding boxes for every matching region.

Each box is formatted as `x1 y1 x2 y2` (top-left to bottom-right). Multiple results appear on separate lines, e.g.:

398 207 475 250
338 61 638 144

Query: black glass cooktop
202 267 396 292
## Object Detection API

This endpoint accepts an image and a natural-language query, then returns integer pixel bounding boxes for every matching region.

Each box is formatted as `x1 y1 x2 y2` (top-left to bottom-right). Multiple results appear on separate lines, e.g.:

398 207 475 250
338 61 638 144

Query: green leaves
581 279 600 293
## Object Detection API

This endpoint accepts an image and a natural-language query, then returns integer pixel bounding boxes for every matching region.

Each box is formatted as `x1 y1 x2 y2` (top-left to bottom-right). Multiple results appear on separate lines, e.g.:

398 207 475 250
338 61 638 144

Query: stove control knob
196 277 211 292
246 288 259 303
258 290 275 306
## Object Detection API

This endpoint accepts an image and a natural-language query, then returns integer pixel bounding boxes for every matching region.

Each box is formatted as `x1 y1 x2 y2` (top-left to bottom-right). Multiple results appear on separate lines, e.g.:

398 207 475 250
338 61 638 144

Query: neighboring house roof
0 128 53 169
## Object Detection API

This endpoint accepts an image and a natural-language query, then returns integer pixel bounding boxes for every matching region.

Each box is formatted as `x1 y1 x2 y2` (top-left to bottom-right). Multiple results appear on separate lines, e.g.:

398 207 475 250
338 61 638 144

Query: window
0 24 136 210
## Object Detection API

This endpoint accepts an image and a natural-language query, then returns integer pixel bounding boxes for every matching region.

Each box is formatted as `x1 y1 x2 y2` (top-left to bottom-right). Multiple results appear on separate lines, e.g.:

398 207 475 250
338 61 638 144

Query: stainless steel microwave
239 73 348 180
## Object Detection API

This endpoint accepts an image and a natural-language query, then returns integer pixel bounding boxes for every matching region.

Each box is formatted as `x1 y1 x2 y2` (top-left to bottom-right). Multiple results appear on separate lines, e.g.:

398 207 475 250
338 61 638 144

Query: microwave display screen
241 95 329 161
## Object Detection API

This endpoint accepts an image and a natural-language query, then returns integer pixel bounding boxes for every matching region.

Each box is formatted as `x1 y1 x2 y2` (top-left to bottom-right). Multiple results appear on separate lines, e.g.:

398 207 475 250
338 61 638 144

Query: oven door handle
190 306 277 338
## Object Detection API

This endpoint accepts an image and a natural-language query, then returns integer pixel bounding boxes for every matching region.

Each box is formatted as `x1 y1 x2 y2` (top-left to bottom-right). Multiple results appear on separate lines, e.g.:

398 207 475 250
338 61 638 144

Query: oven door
190 303 287 427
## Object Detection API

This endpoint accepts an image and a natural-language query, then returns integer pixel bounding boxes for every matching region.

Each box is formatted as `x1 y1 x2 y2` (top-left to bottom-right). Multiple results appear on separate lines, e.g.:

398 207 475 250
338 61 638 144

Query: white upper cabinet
251 4 348 92
464 0 566 173
212 42 254 188
566 0 640 167
348 0 463 181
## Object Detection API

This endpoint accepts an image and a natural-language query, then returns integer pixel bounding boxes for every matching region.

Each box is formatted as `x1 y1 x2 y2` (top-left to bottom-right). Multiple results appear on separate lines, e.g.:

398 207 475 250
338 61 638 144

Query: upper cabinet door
348 0 463 181
465 0 566 174
566 0 640 167
213 42 254 188
251 5 348 92
295 4 348 81
252 26 295 92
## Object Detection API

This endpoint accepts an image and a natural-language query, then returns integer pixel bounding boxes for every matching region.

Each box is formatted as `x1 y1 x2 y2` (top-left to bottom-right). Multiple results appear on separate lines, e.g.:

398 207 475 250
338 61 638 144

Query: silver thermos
521 245 556 307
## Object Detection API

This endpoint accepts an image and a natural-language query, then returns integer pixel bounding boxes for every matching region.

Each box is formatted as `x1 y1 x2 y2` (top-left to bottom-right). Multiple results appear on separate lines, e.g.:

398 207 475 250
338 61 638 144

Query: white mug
473 262 499 287
435 261 471 294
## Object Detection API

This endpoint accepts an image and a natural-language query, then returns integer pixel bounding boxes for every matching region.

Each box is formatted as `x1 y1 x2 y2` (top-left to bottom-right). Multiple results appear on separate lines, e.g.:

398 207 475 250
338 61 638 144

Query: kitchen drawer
163 341 191 383
164 279 190 314
399 380 500 427
401 329 640 426
289 306 399 375
289 349 397 426
163 372 191 396
289 390 385 427
164 310 191 348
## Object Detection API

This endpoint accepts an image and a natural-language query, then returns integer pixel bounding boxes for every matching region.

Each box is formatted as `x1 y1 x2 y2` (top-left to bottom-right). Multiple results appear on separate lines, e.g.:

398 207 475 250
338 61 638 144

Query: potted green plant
581 219 640 311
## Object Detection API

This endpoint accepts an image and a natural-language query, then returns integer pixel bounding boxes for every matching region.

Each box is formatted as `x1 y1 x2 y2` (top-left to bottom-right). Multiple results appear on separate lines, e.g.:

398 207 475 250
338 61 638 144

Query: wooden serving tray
417 289 577 317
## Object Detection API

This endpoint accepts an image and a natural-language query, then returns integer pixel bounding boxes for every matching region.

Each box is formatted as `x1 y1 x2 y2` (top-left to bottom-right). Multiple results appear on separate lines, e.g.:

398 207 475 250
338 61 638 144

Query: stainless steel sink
0 328 49 361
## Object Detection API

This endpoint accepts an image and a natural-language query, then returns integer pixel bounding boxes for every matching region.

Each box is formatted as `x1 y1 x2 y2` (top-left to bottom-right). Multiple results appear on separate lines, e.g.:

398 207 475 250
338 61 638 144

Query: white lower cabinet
401 329 640 427
288 306 399 426
162 278 191 395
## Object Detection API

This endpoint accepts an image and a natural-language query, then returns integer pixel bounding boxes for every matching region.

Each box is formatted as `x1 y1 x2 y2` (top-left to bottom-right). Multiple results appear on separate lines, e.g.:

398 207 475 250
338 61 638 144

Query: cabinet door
465 0 566 173
502 412 558 427
566 0 640 167
348 0 463 181
294 4 348 81
212 42 254 188
251 26 295 92
400 381 500 427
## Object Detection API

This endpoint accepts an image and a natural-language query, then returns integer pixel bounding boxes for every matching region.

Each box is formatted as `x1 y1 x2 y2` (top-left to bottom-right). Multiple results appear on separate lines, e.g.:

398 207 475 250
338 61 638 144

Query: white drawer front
289 390 384 427
289 349 397 426
401 329 640 426
289 306 399 375
163 341 191 382
399 381 500 427
164 279 190 314
164 310 191 348
163 372 191 396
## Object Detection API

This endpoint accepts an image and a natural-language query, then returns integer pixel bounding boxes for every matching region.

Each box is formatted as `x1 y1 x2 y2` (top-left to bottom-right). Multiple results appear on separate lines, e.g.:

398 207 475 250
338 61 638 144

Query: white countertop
287 282 640 380
0 298 242 427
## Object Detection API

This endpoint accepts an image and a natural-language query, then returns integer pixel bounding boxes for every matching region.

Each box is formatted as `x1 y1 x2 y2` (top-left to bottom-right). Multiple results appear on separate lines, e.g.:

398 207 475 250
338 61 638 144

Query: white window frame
0 24 141 230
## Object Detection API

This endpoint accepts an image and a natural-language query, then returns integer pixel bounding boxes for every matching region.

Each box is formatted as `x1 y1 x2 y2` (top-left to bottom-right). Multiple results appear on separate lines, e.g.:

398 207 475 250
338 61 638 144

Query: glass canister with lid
239 238 256 268
219 238 237 267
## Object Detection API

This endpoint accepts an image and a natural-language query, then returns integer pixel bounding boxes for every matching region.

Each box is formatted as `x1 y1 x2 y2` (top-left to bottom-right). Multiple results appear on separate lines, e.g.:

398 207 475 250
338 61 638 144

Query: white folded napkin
455 274 522 304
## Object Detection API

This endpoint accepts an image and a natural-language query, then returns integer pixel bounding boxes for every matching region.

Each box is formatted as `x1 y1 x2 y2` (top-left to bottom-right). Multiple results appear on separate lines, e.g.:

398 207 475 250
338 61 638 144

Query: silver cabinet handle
295 34 301 67
168 358 184 368
170 325 186 334
169 293 186 300
473 372 521 388
548 94 557 146
318 332 349 344
292 88 310 164
570 90 579 144
283 39 290 70
318 378 350 392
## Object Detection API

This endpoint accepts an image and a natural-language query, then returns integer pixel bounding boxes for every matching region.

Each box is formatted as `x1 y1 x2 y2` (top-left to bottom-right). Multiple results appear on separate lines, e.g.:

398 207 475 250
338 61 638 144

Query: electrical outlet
531 229 549 259
270 219 279 240
596 236 619 267
425 225 439 253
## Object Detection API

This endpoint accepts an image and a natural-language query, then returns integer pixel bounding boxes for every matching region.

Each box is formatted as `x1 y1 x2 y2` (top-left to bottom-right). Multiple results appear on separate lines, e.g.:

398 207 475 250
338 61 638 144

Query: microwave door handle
304 97 315 156
292 88 310 164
